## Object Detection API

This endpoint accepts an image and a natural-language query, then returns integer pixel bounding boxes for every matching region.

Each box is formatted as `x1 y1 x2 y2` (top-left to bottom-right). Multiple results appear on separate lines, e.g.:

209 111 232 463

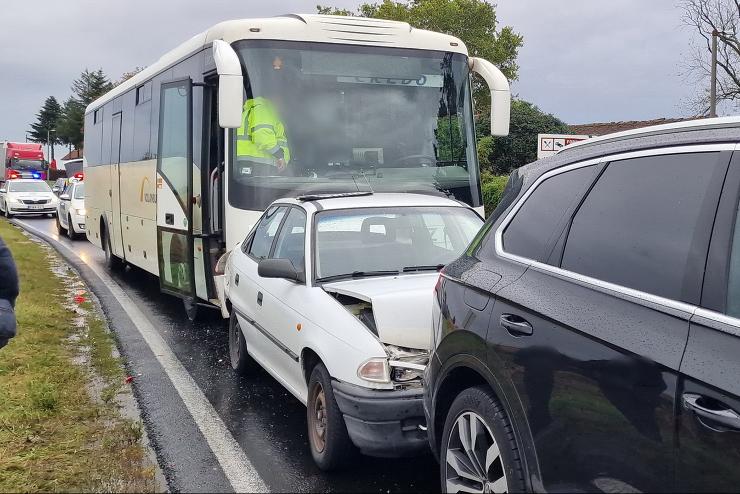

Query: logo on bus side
140 176 157 204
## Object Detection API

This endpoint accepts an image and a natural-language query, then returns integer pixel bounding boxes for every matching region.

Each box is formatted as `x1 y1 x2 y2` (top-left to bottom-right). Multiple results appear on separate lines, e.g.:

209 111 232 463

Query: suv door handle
683 393 740 431
500 314 533 337
257 291 263 306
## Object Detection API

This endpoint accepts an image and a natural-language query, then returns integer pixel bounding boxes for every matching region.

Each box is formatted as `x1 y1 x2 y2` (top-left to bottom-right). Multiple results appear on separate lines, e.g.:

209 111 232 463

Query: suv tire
440 386 526 493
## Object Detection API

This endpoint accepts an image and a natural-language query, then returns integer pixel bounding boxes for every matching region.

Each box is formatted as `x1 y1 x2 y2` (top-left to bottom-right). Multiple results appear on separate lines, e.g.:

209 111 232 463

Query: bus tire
183 296 198 321
102 223 122 271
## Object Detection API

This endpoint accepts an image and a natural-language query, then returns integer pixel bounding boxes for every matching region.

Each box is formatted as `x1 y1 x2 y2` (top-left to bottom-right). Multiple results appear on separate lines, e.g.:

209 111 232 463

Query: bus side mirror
213 40 244 129
469 57 511 136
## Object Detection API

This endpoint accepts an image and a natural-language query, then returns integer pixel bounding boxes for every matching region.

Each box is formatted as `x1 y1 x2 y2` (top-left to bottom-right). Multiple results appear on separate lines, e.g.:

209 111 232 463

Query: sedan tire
56 215 65 234
4 207 12 219
440 387 525 493
228 311 254 375
67 215 79 240
307 362 356 471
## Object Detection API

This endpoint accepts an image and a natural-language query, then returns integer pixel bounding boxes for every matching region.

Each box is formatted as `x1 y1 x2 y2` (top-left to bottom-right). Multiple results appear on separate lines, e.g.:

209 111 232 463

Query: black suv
424 119 740 493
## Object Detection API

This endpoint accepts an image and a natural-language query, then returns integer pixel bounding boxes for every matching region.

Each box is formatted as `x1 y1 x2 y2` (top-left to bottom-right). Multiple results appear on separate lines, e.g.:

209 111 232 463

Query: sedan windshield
314 206 482 281
8 181 51 192
73 183 85 199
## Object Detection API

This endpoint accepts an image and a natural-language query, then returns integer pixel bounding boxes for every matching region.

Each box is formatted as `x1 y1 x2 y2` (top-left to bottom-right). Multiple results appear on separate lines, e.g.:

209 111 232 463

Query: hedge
481 174 509 216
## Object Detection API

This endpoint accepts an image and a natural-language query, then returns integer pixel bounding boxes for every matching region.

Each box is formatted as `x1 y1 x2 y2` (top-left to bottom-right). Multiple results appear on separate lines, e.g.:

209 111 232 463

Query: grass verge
0 219 158 492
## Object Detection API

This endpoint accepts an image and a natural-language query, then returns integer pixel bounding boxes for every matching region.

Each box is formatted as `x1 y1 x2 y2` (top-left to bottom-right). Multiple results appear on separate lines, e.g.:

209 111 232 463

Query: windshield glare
314 206 482 280
8 181 51 193
231 40 480 211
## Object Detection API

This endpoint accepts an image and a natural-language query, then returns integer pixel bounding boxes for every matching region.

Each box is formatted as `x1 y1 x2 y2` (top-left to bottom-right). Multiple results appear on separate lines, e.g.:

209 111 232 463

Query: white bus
83 13 510 318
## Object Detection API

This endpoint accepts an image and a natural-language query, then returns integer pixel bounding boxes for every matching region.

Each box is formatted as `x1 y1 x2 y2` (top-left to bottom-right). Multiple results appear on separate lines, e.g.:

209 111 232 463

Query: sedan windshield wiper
316 270 399 283
402 264 444 273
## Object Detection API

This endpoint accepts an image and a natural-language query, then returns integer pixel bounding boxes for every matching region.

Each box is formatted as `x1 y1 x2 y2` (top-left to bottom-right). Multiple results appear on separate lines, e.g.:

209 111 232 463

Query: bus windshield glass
231 40 480 211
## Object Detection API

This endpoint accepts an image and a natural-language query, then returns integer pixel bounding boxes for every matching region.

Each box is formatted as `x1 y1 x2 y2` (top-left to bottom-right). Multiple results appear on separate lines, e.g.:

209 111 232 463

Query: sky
0 0 714 157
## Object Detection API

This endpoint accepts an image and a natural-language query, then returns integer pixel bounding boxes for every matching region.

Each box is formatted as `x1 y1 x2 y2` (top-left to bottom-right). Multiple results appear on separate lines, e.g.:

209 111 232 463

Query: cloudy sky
0 0 711 155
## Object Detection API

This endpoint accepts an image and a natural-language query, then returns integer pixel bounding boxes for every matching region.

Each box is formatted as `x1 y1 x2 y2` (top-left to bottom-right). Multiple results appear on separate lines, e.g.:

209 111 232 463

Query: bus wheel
103 226 122 270
183 296 198 321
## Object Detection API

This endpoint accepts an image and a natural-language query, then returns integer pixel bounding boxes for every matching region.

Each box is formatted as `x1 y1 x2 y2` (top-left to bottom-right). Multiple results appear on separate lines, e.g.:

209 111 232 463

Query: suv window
272 208 307 272
502 164 600 262
562 152 723 301
726 198 740 317
248 206 287 259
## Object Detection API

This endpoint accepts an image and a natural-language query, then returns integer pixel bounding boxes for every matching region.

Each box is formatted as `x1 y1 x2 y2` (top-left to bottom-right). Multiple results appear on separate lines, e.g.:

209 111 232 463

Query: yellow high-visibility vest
235 97 290 165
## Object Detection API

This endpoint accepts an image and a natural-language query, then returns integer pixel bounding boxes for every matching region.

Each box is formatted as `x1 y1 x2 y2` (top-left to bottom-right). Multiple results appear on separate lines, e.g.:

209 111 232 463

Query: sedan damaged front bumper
331 380 428 457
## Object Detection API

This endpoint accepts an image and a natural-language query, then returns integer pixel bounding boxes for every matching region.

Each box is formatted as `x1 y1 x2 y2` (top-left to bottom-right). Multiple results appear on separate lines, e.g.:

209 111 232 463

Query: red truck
0 142 47 182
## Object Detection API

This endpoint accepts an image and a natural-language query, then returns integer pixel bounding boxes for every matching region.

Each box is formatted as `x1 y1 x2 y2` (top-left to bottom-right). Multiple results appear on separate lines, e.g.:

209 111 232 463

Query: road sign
537 133 591 159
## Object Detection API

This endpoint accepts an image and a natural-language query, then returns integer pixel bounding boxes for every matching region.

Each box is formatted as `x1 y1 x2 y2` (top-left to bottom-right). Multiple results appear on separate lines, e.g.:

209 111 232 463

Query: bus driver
236 58 291 176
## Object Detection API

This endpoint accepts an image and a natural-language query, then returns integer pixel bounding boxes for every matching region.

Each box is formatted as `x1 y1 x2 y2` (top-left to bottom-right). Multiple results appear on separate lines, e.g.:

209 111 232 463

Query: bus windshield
230 40 480 211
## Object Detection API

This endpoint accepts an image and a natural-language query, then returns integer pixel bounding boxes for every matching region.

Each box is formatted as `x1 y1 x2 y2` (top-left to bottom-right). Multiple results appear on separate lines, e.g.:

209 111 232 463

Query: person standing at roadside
0 235 18 349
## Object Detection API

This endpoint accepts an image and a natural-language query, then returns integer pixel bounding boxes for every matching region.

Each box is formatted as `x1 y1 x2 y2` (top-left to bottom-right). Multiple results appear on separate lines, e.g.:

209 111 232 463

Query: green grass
0 220 157 492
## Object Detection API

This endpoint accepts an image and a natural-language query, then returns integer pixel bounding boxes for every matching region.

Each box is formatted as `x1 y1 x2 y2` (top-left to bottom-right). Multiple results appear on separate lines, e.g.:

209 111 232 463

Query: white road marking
17 220 267 493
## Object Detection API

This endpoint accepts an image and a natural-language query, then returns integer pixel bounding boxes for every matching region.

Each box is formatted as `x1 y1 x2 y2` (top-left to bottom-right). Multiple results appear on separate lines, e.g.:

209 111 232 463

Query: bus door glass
156 79 194 297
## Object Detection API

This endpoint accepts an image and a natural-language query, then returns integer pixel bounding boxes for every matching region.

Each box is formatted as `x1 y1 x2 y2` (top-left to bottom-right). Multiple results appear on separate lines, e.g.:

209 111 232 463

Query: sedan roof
277 192 470 211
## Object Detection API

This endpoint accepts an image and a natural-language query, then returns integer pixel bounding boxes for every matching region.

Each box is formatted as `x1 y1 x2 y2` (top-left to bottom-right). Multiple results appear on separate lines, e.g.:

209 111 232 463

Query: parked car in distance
0 179 57 218
424 117 740 493
51 178 67 195
224 192 483 471
56 180 85 239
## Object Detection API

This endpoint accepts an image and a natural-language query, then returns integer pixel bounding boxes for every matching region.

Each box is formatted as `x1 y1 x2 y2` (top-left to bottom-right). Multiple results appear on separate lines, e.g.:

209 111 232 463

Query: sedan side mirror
59 194 71 201
0 188 5 194
257 258 304 283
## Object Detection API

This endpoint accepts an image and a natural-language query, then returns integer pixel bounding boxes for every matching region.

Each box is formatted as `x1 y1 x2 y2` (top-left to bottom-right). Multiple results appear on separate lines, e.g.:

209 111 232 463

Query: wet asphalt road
15 216 439 493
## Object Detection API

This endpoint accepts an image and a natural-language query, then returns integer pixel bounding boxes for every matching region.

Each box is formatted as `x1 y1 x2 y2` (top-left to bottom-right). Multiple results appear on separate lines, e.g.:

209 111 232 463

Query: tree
477 99 570 174
316 0 523 102
682 0 740 114
28 96 62 160
57 69 113 150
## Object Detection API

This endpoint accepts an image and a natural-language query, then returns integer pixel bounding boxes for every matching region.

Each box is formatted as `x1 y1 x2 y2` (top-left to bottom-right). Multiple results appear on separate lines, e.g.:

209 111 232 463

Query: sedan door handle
683 393 740 431
500 314 533 337
257 291 263 306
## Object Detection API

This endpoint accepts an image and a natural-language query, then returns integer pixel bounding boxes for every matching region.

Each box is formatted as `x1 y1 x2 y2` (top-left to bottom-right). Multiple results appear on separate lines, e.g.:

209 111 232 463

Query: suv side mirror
258 258 304 283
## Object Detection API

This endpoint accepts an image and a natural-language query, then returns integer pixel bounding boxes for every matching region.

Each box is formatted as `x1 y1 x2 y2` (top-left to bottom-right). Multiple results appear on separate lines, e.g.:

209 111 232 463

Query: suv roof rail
558 116 740 155
296 191 373 202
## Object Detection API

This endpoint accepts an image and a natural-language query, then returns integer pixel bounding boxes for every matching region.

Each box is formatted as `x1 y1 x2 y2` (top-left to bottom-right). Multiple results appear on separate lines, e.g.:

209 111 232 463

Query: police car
0 179 58 218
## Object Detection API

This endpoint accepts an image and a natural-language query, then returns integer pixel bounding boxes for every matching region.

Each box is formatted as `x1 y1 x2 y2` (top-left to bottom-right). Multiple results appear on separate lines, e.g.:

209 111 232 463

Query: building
569 117 702 137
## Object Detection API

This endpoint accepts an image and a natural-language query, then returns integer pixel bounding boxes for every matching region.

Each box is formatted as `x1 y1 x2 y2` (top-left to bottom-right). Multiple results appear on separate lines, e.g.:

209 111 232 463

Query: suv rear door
487 146 732 492
677 149 740 492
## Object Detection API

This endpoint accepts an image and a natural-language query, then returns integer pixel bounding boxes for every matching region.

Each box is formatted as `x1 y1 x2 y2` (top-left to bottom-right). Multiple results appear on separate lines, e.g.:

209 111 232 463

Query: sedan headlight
357 358 390 383
386 344 429 387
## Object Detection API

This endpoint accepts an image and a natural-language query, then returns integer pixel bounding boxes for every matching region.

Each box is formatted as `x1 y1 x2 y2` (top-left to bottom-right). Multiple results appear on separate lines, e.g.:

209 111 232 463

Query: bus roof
87 14 469 114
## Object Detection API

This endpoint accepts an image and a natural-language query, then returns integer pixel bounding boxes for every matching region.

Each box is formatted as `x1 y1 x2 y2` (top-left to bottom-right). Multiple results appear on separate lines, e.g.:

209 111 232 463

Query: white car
224 192 483 470
0 179 58 218
56 180 86 239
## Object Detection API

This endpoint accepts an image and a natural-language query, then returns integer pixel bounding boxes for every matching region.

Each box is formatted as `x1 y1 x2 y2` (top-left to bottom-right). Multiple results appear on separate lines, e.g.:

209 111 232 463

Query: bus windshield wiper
316 270 399 283
402 264 444 272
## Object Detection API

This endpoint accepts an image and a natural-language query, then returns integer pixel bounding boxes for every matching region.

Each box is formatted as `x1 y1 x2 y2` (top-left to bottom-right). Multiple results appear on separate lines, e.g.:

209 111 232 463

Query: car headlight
357 358 390 383
386 344 429 387
7 197 20 205
75 208 86 216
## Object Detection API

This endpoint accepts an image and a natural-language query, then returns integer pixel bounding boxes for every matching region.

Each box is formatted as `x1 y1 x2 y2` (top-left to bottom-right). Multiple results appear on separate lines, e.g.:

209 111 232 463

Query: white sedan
224 192 483 470
0 179 58 218
56 180 86 239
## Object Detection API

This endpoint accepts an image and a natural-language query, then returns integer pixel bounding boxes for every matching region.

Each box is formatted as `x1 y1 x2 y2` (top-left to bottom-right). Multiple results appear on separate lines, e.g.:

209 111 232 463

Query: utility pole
710 29 718 118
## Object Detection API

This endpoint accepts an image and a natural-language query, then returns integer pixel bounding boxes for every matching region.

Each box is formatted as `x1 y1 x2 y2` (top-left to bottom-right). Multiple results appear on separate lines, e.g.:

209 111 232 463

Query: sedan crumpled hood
322 272 439 350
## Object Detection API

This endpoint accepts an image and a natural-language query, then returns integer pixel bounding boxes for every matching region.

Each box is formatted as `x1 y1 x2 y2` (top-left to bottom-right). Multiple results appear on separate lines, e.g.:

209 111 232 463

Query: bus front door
156 79 195 300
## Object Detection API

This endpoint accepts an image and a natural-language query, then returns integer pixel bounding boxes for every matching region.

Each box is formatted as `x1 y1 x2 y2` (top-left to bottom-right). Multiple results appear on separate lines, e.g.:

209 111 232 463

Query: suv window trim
494 143 738 316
